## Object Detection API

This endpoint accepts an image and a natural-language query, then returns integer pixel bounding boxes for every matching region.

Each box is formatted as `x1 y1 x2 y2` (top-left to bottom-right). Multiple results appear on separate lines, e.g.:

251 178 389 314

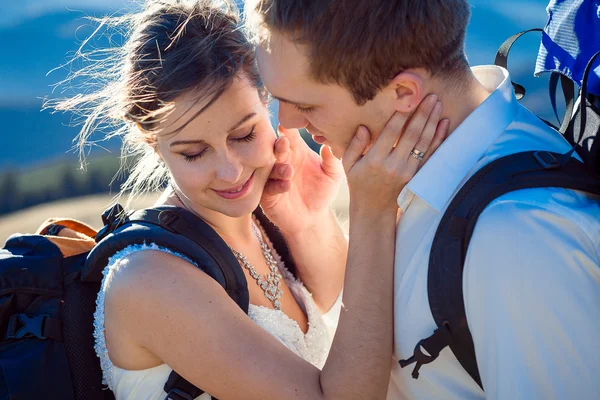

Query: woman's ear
386 71 424 113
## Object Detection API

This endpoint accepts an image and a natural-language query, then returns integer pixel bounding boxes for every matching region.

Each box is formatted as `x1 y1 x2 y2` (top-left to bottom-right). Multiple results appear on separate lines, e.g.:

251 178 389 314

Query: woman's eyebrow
169 139 207 148
169 112 257 148
227 112 256 133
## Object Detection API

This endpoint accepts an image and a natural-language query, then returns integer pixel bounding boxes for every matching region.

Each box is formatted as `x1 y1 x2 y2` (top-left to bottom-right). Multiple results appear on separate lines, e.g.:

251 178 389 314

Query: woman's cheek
172 160 210 194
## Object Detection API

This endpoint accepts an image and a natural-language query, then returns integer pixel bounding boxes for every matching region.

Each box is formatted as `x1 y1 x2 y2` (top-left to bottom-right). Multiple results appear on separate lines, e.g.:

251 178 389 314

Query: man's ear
387 71 424 112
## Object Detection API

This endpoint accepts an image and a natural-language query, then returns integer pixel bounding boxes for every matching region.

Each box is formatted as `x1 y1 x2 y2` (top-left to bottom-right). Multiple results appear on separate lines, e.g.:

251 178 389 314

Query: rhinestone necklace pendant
228 220 283 310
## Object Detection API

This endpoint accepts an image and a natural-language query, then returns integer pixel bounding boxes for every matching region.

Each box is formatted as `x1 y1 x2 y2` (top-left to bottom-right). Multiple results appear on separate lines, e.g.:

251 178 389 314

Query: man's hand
260 126 344 236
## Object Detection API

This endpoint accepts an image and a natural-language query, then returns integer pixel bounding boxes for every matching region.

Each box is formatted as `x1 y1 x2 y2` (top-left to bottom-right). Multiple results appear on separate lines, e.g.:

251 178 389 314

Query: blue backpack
0 204 294 400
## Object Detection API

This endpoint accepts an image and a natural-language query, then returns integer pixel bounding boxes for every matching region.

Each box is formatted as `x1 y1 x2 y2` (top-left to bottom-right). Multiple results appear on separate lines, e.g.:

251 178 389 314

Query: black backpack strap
253 206 298 277
548 73 576 134
163 373 212 400
494 28 543 100
400 151 600 388
569 50 600 174
494 28 577 135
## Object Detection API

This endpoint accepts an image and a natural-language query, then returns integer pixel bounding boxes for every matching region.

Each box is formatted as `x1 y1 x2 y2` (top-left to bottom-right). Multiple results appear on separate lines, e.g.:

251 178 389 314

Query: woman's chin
212 196 262 218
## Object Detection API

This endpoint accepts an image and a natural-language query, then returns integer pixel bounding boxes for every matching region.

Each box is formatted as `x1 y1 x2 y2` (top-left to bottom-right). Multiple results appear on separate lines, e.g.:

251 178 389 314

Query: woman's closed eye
182 127 256 162
183 148 207 162
232 126 256 143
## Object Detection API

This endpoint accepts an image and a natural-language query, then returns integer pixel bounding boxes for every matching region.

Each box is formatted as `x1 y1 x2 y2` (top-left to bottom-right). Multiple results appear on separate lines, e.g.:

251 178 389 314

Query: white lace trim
93 242 195 389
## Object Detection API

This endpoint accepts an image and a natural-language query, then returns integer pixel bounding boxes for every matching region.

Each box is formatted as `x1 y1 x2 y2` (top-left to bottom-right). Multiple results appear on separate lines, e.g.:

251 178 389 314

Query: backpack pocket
0 338 75 399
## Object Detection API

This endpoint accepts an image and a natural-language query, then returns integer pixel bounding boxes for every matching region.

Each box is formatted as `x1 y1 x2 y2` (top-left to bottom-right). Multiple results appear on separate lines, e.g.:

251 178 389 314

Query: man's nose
215 151 243 184
278 101 309 130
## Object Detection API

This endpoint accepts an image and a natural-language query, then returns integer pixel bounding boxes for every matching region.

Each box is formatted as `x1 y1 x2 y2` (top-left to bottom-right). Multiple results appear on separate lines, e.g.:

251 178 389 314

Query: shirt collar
397 65 519 212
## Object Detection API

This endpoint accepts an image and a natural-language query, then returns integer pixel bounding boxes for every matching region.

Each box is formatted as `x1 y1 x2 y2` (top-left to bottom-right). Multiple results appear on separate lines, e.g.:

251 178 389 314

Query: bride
53 0 447 398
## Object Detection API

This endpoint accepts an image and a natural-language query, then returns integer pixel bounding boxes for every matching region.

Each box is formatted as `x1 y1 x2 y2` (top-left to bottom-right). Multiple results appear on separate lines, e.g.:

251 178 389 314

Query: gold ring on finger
410 148 426 160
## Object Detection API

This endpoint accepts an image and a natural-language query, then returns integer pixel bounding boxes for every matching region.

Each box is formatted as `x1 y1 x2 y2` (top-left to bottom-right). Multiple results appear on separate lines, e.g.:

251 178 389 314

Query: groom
250 0 600 398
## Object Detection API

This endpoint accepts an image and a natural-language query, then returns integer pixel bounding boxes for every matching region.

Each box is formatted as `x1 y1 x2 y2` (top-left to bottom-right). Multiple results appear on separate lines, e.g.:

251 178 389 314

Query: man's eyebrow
228 112 257 133
169 112 257 148
271 95 307 106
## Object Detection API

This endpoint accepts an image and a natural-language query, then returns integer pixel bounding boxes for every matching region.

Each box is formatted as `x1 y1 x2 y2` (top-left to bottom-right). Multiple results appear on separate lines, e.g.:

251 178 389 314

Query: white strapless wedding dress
94 235 342 400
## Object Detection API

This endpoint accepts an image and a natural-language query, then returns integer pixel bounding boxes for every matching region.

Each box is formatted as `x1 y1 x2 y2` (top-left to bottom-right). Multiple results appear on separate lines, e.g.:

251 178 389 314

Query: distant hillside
0 183 350 246
1 105 121 168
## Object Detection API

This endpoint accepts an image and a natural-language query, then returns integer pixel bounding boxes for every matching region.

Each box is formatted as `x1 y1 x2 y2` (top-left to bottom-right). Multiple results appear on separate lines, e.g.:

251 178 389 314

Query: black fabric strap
43 316 63 341
559 75 576 134
549 73 576 134
494 28 544 100
164 373 208 400
578 51 600 146
128 207 249 312
425 151 600 389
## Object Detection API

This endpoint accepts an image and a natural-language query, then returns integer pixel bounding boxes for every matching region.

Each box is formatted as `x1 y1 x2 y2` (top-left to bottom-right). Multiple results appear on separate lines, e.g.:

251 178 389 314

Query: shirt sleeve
463 192 600 400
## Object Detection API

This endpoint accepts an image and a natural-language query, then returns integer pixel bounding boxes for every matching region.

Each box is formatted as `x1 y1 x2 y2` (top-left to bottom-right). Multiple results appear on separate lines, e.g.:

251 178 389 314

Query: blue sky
0 1 554 168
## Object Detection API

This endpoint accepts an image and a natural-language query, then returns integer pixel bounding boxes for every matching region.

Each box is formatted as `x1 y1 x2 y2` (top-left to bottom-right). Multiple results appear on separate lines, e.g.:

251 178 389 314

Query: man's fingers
278 125 306 149
392 95 439 160
395 100 442 164
412 101 442 154
342 126 371 173
371 94 438 158
368 112 410 157
421 118 450 164
274 136 291 163
268 163 294 181
320 145 343 177
262 179 292 199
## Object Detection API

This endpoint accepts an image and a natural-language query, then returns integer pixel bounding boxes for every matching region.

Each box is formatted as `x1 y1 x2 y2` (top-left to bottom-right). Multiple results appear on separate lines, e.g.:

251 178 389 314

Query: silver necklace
170 188 284 309
228 220 284 310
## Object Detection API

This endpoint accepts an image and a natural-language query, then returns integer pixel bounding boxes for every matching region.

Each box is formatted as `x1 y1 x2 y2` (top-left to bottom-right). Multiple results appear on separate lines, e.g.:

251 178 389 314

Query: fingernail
433 101 442 114
279 165 288 175
428 95 438 105
357 126 367 140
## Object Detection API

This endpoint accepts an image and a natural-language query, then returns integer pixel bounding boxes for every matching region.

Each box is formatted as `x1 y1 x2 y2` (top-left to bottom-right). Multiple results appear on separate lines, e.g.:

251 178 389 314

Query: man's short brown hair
247 0 472 105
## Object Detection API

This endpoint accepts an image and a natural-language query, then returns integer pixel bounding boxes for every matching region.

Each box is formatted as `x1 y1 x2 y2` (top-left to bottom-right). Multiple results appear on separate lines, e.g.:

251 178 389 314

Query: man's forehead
258 34 311 77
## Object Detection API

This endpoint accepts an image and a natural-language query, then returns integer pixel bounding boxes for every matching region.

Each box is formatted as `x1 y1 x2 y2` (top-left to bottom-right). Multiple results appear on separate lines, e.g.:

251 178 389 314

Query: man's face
257 33 396 158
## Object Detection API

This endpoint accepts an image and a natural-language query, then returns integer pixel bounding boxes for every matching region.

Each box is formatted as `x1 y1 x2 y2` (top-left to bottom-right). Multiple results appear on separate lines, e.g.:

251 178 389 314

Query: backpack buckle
6 314 49 340
399 323 453 379
533 151 560 169
165 388 194 400
96 204 127 242
159 210 189 234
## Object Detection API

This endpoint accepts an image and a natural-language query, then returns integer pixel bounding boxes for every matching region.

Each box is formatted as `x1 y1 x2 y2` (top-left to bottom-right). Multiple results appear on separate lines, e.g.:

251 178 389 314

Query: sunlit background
0 0 554 241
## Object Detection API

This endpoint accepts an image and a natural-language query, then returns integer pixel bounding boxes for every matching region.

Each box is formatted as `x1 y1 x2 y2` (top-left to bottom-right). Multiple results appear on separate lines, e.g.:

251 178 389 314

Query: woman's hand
260 126 344 236
343 94 448 214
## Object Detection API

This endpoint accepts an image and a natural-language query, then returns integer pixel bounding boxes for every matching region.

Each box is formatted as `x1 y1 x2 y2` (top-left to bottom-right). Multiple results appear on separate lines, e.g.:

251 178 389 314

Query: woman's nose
215 151 244 184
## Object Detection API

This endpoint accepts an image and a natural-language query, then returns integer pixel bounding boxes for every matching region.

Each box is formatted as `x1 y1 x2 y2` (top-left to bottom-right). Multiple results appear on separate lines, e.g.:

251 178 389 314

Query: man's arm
282 209 348 312
464 190 600 399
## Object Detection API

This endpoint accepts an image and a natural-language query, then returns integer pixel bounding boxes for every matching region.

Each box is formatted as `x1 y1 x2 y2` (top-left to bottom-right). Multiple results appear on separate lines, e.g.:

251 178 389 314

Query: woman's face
155 77 276 219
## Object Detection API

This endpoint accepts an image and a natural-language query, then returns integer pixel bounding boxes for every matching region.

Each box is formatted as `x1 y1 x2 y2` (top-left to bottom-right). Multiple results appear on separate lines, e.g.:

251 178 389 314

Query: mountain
1 0 555 169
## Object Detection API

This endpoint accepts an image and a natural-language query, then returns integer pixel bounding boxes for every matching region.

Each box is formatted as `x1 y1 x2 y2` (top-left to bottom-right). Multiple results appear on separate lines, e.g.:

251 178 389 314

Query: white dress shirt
389 65 600 399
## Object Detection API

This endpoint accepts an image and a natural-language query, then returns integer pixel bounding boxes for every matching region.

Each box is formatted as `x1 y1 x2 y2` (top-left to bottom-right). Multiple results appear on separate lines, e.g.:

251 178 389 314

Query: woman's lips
213 173 254 200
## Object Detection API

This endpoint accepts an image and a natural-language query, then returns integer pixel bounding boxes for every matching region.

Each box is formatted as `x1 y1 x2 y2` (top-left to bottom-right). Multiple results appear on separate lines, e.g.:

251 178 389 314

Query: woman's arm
107 207 393 400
